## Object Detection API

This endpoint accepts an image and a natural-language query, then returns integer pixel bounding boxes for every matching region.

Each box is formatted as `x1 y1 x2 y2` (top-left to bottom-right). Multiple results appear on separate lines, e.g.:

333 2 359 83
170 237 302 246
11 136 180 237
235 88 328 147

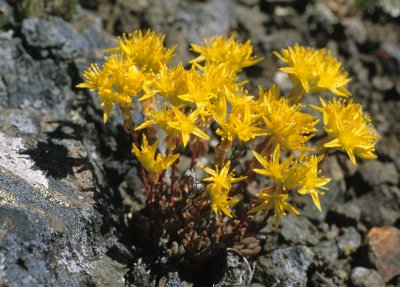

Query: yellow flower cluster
257 85 318 151
313 98 380 165
190 35 262 73
105 30 176 72
77 30 379 228
250 145 331 227
76 55 150 122
274 44 351 97
201 161 246 218
132 134 179 175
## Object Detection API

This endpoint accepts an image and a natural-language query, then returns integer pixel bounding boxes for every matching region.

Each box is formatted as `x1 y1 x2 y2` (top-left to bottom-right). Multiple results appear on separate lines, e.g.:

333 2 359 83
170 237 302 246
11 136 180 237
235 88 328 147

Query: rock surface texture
0 12 127 287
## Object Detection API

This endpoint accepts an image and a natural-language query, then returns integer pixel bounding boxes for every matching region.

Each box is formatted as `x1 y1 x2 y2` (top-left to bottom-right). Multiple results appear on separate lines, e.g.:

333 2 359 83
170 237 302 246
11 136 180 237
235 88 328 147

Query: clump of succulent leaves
78 30 379 265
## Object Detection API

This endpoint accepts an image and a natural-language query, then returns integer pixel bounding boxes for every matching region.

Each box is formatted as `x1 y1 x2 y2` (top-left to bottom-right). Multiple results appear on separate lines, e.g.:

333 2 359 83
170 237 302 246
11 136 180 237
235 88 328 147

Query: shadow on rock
21 121 89 180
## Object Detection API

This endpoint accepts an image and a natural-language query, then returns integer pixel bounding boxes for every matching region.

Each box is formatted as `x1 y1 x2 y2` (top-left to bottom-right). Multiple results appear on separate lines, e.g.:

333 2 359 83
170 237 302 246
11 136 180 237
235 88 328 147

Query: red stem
168 144 180 206
120 106 152 194
190 138 200 169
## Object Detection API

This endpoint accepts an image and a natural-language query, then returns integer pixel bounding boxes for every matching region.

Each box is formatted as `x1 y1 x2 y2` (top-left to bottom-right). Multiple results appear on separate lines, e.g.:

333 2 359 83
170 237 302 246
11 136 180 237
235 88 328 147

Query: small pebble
351 267 385 287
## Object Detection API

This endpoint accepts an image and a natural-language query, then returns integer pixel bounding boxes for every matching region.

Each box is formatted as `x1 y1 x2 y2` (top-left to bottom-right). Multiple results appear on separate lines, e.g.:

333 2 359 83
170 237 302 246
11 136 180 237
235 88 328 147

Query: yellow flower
178 64 242 121
313 98 380 165
207 185 239 218
190 35 262 73
152 64 189 107
202 161 245 217
76 63 104 91
274 44 351 97
214 105 266 143
179 64 238 105
248 186 300 228
224 87 255 113
77 54 149 122
105 30 176 72
168 107 209 147
135 104 177 135
296 155 331 211
252 144 294 186
258 86 318 151
178 67 213 104
132 134 179 173
209 94 227 122
202 161 246 191
252 145 330 213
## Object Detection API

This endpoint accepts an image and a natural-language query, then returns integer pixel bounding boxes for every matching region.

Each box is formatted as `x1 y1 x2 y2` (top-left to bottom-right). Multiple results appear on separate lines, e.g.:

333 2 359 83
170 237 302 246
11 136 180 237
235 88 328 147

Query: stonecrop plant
78 31 380 265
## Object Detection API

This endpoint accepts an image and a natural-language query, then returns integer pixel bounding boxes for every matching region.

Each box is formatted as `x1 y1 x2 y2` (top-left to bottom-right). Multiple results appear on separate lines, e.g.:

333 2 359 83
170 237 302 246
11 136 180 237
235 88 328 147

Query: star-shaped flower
168 107 209 147
132 134 179 174
313 98 380 165
202 161 246 191
248 186 300 228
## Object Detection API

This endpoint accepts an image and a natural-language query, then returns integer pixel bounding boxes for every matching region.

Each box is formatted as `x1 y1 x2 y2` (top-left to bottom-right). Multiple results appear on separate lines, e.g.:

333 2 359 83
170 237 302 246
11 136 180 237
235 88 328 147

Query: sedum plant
77 31 379 265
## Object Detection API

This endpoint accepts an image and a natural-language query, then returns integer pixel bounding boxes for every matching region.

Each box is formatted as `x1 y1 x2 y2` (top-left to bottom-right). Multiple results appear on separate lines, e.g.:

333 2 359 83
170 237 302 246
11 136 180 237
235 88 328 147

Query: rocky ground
0 0 399 286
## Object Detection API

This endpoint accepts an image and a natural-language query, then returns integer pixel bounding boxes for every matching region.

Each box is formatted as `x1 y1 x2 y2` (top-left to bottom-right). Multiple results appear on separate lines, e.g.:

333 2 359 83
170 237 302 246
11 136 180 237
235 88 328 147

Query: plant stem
215 139 232 166
120 106 152 193
190 137 200 169
169 148 179 206
287 83 305 104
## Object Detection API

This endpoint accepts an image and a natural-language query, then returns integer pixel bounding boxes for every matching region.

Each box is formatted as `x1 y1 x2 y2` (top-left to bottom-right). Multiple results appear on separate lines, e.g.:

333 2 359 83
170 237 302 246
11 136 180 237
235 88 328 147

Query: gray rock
351 267 385 287
344 18 367 44
21 17 89 60
119 0 150 12
142 0 267 65
373 114 390 135
213 251 252 287
372 76 394 91
77 256 126 287
326 225 340 241
312 241 339 263
259 30 302 52
254 246 314 286
359 160 399 186
157 272 192 287
280 215 319 245
327 202 361 226
0 13 129 287
0 0 13 28
304 2 338 33
144 0 233 64
309 272 336 287
352 62 370 85
236 0 259 6
71 13 116 59
308 259 349 287
129 264 154 287
273 71 292 92
0 31 72 115
353 190 400 227
0 170 92 286
232 4 267 40
380 0 400 17
337 227 362 256
376 133 400 170
382 42 400 66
